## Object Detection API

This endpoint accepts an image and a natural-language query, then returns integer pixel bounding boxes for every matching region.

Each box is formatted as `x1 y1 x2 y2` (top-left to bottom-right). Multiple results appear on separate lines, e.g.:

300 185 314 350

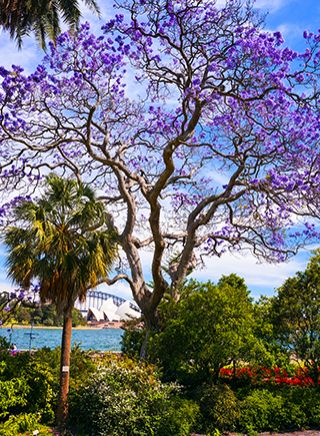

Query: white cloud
254 0 293 12
0 30 41 73
92 280 134 302
274 23 304 43
215 0 292 12
0 280 13 293
191 251 307 296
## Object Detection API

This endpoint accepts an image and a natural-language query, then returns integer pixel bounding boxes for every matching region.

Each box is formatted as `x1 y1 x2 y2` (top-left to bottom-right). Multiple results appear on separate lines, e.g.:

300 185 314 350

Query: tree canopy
271 250 320 383
150 275 256 384
4 174 118 313
1 0 320 326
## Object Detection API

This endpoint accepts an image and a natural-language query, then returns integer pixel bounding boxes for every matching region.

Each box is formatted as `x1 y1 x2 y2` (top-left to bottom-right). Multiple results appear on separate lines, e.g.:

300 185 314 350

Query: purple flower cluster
1 0 320 278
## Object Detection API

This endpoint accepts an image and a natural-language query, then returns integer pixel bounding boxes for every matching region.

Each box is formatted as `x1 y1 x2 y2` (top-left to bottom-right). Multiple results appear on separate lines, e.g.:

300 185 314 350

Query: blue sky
0 0 319 301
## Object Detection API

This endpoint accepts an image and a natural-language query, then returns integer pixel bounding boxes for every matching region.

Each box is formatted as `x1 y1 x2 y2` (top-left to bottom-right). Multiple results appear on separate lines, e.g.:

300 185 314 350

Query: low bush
20 360 55 422
121 327 145 359
198 383 240 433
157 397 200 436
0 345 97 428
239 389 284 433
0 412 43 435
238 388 307 433
69 355 199 436
280 386 320 428
0 351 55 423
0 370 29 419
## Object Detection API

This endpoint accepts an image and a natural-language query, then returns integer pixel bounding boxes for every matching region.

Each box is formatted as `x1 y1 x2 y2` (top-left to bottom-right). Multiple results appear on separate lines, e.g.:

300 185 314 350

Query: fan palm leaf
0 0 100 48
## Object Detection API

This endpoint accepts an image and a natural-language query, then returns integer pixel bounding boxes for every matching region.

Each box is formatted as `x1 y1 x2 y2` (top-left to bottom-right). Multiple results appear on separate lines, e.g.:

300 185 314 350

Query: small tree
4 174 118 429
252 296 290 368
151 275 256 385
271 250 320 384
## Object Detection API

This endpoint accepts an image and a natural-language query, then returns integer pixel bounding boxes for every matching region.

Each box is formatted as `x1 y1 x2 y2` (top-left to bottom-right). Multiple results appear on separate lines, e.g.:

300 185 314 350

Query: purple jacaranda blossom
1 0 320 321
17 291 25 300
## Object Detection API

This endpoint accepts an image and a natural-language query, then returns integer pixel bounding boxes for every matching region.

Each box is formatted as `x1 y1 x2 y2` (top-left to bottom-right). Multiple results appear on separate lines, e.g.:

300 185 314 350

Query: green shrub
0 352 55 423
238 388 306 433
280 386 320 427
32 344 97 391
198 383 239 433
150 277 256 386
121 328 146 359
0 412 42 434
21 360 55 422
0 345 97 427
70 355 197 436
0 376 29 419
239 389 283 432
157 397 200 436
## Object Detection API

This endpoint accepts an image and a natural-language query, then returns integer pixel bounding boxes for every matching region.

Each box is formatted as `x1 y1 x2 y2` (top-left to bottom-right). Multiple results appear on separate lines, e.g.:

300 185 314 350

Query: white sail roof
115 301 140 321
99 298 120 321
87 307 105 321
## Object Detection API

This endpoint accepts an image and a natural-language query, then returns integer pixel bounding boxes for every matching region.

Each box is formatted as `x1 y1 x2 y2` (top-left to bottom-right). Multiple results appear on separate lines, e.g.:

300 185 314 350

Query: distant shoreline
2 325 110 331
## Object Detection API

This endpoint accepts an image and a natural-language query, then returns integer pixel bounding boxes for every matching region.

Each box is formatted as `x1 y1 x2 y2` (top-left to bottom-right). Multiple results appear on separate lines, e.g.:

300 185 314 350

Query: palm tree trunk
56 310 73 430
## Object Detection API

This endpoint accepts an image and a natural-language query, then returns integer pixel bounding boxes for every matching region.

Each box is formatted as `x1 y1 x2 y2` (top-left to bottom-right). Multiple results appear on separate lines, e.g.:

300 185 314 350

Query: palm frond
4 174 118 314
0 0 100 48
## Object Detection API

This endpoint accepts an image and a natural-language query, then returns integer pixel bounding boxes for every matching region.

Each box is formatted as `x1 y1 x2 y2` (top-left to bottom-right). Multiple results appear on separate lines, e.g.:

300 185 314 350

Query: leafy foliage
70 354 198 436
0 345 320 434
121 326 145 359
252 296 290 368
238 388 311 433
0 353 55 422
271 250 320 383
0 368 29 419
0 345 97 429
14 304 86 327
0 412 44 435
198 383 240 433
149 276 258 385
156 397 200 436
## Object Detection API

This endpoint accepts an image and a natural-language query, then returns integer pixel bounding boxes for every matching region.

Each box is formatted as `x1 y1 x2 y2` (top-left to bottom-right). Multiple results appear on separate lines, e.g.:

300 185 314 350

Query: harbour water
0 327 123 351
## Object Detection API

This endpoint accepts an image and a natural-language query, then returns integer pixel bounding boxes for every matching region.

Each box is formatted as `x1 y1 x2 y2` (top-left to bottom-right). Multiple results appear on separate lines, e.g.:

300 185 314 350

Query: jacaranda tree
4 174 118 429
1 0 320 331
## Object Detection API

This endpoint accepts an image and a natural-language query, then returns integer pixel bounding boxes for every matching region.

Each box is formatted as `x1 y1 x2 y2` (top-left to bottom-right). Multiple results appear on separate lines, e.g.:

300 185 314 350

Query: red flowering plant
219 365 317 387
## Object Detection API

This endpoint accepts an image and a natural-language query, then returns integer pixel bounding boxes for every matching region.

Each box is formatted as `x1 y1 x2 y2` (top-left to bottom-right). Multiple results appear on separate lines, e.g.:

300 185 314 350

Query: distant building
0 289 141 323
75 291 141 322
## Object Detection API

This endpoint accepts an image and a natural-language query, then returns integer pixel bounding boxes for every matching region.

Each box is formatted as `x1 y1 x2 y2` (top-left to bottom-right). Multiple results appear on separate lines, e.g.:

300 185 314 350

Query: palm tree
4 174 118 429
0 0 100 48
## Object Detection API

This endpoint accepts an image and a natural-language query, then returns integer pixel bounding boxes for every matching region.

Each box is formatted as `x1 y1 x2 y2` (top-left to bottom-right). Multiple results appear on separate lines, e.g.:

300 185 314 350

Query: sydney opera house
1 289 141 327
75 290 141 326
